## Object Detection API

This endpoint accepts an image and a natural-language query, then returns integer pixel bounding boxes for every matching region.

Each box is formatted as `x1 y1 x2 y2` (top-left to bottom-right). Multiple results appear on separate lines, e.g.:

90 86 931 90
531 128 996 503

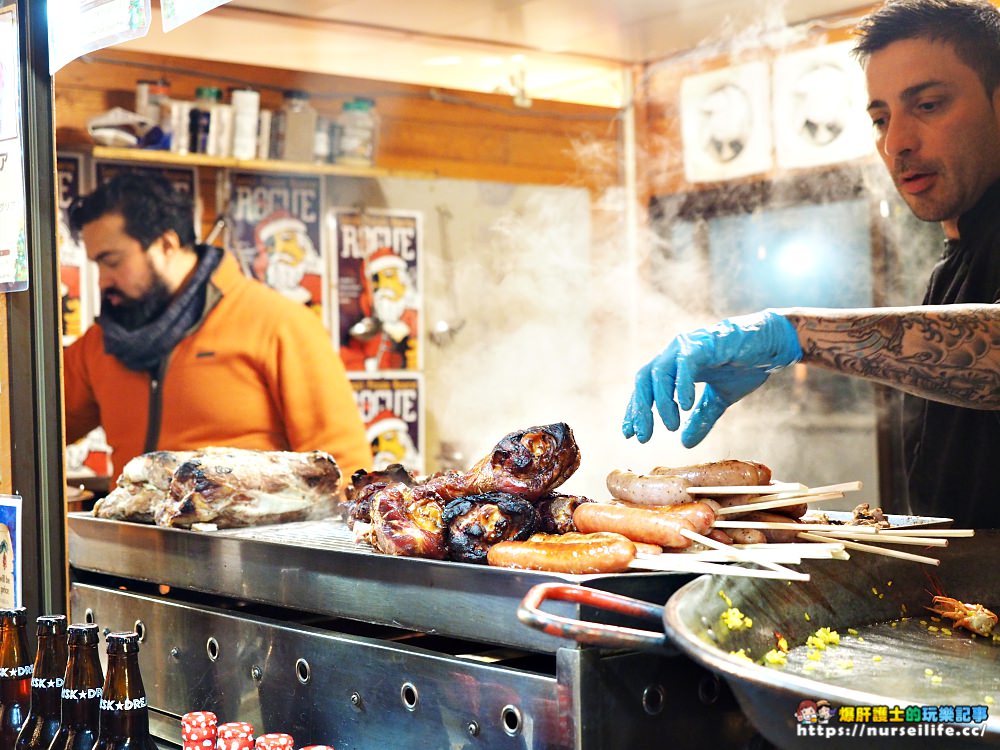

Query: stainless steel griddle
67 512 760 749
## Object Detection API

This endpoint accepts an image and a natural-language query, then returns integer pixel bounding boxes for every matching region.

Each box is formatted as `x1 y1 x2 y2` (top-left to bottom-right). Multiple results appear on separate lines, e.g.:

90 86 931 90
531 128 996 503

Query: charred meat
442 492 539 563
370 483 448 559
427 422 580 501
345 464 418 528
535 493 594 534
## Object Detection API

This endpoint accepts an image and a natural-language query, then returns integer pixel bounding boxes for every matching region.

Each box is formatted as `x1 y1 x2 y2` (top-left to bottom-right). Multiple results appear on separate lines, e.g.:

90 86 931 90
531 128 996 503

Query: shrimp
926 596 998 638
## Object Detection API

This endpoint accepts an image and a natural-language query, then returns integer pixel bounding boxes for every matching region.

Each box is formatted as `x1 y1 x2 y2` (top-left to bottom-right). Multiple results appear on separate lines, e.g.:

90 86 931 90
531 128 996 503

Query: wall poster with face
330 207 422 373
227 170 326 321
349 374 424 475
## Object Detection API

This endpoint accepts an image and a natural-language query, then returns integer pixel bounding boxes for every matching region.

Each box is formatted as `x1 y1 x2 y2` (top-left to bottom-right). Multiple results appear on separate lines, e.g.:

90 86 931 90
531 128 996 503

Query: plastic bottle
15 615 68 750
92 633 156 750
231 88 261 161
48 624 103 750
0 608 32 749
188 86 221 155
279 90 317 163
334 97 378 166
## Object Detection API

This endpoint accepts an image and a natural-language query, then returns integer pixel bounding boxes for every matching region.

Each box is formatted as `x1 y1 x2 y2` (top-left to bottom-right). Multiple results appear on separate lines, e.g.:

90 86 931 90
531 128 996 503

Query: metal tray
67 512 693 654
662 529 1000 749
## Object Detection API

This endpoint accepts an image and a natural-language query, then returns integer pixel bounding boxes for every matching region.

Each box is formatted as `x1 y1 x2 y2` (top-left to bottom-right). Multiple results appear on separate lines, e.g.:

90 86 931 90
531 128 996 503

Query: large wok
519 530 1000 749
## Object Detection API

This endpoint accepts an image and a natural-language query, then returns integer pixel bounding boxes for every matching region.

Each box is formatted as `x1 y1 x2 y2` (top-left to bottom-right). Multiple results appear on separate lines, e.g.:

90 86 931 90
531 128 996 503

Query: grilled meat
345 464 418 528
426 423 580 501
95 447 342 528
535 493 594 534
370 483 448 558
442 492 539 564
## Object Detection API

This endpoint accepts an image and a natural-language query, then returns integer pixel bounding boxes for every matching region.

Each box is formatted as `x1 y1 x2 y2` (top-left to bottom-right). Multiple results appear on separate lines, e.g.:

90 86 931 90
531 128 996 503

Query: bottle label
0 664 32 678
61 686 102 700
101 696 147 711
31 676 62 688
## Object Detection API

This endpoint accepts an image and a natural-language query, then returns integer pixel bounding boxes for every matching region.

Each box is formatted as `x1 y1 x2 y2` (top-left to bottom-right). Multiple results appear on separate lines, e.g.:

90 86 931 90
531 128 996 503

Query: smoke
350 1 947 508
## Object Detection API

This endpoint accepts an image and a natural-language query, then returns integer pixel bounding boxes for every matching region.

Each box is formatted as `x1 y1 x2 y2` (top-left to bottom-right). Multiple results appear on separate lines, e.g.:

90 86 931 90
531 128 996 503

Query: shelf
89 146 436 179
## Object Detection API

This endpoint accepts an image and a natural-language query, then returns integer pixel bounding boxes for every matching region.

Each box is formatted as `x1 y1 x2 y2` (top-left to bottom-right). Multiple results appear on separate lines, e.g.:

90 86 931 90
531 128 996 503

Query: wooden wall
54 48 623 194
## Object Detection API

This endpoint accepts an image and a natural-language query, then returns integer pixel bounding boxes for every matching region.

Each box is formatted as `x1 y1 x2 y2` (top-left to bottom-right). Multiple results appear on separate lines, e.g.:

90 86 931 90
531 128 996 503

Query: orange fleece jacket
64 251 373 483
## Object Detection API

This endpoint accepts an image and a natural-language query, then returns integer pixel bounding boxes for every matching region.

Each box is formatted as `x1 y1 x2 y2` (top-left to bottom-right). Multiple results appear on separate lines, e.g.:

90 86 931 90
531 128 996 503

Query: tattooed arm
783 304 1000 409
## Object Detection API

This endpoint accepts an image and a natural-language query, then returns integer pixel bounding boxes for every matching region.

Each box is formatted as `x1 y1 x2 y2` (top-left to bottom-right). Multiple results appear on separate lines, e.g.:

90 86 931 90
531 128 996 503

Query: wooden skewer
715 491 845 516
806 530 948 547
745 481 864 504
797 531 940 566
714 520 878 533
680 542 847 562
686 482 806 495
873 528 973 537
679 527 810 580
628 556 811 580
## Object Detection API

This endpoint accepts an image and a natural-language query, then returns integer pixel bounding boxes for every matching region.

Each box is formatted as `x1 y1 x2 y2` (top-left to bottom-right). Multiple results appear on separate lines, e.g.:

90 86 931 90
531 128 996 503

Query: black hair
853 0 1000 95
68 171 196 249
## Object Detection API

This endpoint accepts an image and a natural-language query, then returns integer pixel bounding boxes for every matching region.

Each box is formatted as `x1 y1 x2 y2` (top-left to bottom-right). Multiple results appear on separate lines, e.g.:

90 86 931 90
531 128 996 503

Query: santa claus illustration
366 409 420 471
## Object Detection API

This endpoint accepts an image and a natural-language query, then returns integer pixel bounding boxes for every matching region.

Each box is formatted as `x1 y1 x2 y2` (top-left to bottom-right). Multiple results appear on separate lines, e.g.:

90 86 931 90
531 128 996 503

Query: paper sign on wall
48 0 151 74
350 374 425 475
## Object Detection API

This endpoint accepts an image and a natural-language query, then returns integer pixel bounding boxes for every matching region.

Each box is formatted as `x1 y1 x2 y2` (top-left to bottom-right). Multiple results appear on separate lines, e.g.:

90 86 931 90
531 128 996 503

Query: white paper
48 0 152 74
681 61 773 182
0 7 28 292
772 41 874 170
161 0 230 32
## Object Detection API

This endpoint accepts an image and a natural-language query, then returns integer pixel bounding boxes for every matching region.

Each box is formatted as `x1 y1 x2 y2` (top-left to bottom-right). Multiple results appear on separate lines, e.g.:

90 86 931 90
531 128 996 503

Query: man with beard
63 172 373 488
623 0 1000 528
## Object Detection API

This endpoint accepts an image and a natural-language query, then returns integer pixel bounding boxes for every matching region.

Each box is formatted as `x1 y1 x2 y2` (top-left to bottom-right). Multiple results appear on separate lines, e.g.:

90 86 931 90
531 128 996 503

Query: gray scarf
100 245 223 372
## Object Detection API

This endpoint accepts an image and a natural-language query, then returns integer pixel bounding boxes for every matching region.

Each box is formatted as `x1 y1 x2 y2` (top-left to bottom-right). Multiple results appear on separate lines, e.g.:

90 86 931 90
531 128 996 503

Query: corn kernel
873 655 882 662
942 628 952 636
925 668 934 676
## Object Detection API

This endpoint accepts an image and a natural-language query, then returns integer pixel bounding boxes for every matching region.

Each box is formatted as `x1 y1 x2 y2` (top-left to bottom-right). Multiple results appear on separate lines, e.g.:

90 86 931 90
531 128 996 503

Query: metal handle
517 582 669 651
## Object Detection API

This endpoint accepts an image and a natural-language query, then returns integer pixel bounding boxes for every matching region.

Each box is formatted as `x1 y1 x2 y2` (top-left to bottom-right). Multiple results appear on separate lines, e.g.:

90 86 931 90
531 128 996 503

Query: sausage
606 469 693 505
650 459 772 487
612 500 716 535
733 511 804 544
724 528 768 545
706 528 734 545
573 503 694 549
713 494 806 519
607 460 772 506
487 534 636 574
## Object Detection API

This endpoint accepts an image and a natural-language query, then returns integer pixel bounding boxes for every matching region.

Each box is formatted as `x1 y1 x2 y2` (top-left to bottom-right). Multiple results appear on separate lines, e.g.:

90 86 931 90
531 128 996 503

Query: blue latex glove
622 310 803 447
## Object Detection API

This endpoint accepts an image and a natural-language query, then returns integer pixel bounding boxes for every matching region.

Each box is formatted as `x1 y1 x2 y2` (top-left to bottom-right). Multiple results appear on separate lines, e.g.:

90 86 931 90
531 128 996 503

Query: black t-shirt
901 180 1000 528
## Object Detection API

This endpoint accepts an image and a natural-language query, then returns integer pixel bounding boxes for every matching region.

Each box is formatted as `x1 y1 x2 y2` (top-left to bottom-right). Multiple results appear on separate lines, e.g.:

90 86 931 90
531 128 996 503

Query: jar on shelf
279 89 317 163
335 97 378 167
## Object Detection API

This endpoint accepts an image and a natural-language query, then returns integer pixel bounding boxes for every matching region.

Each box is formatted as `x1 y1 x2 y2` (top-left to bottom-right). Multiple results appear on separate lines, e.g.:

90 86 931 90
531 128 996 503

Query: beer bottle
92 633 156 750
15 615 68 750
0 608 32 749
48 624 103 750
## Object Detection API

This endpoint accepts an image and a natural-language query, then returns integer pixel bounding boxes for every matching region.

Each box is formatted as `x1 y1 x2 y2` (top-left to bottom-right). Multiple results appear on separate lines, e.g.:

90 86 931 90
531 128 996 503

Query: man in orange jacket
64 172 373 489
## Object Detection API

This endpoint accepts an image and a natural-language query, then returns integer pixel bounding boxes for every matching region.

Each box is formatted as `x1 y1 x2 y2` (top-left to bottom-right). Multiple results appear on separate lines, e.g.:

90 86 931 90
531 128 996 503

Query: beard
101 273 172 331
372 288 406 324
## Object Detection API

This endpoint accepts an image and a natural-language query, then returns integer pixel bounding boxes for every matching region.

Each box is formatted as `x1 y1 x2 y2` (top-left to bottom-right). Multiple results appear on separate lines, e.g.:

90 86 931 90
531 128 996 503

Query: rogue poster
349 374 424 475
331 208 422 372
57 153 90 345
227 171 326 321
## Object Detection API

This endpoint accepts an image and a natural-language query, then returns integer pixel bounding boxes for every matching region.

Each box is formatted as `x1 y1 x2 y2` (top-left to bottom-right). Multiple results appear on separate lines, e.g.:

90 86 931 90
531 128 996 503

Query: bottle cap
66 623 100 645
195 86 223 102
105 631 141 654
283 89 310 101
36 614 67 635
0 608 27 626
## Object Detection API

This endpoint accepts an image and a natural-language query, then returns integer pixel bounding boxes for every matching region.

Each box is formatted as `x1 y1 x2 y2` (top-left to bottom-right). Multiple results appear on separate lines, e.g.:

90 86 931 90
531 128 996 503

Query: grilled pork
425 422 580 501
94 447 342 528
442 492 539 563
369 483 447 558
535 492 594 534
